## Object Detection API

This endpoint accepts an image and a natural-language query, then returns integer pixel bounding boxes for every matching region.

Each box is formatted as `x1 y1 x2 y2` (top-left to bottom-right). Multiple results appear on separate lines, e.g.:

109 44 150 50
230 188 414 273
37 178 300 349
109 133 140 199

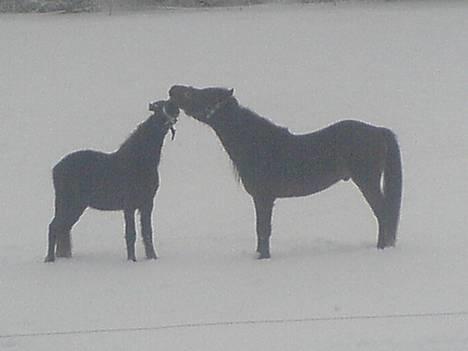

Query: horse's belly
275 172 343 198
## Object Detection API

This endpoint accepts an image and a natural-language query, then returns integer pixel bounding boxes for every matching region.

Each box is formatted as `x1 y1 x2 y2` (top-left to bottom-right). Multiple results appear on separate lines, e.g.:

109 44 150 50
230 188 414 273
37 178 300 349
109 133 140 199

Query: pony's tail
52 162 66 195
382 130 402 247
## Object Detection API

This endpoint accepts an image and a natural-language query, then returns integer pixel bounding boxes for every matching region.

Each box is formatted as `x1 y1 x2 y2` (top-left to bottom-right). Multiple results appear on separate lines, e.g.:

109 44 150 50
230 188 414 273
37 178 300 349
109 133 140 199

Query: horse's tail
382 129 402 246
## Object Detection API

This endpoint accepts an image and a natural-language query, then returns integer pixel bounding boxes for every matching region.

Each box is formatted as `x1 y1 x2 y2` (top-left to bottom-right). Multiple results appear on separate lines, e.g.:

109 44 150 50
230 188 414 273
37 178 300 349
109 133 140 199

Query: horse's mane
228 99 291 139
213 99 291 182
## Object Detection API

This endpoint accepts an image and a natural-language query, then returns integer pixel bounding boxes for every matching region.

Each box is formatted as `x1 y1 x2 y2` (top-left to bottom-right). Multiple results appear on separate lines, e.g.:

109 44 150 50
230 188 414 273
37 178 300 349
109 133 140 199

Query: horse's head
148 100 180 139
168 85 234 123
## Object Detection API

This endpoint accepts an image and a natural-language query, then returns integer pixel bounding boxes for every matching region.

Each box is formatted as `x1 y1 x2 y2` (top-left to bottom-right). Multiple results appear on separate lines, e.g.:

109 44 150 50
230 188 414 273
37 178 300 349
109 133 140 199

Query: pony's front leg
124 209 137 261
140 203 157 260
253 197 274 259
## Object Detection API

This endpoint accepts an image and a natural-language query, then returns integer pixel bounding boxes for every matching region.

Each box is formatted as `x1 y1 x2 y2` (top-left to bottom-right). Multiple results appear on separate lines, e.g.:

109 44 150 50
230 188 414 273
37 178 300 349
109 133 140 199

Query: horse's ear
228 88 234 96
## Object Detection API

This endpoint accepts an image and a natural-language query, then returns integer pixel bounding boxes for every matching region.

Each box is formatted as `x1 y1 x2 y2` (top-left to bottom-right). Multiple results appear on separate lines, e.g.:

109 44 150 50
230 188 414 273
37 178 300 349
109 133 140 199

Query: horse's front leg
140 202 157 260
253 196 274 259
124 209 137 261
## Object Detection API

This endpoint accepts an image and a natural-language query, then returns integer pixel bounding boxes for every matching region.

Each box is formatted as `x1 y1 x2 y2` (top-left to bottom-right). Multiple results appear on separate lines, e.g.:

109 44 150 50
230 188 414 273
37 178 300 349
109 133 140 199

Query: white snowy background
0 1 467 349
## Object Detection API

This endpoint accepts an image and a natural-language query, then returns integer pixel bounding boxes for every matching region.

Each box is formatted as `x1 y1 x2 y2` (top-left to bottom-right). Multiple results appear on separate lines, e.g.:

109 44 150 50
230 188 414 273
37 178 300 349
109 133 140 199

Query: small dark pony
169 85 402 259
45 100 179 262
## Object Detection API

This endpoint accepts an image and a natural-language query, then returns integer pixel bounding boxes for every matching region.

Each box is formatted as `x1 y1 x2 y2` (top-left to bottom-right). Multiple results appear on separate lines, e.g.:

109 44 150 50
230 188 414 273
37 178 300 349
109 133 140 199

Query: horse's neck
212 107 279 169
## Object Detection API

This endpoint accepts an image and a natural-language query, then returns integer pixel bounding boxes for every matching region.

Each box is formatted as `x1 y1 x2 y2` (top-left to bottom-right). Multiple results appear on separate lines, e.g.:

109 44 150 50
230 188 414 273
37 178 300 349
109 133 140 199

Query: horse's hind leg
124 209 137 262
253 196 274 259
140 203 157 260
352 173 387 249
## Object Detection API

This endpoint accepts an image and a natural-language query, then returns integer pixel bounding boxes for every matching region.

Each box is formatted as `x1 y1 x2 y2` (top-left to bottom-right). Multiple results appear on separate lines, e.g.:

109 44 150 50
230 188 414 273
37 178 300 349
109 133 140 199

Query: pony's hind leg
352 172 387 249
140 203 157 260
124 209 137 262
45 217 60 262
55 229 72 258
45 204 86 262
57 205 85 258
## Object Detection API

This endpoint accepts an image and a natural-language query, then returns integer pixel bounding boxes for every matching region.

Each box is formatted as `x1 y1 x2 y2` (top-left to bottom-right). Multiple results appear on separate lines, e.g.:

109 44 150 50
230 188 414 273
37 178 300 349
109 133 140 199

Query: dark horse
45 100 179 262
169 85 402 259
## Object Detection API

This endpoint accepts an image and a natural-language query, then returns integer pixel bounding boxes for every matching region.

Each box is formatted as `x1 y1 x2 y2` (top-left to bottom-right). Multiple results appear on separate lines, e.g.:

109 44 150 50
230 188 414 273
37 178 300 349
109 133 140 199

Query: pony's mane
118 118 149 152
117 114 165 153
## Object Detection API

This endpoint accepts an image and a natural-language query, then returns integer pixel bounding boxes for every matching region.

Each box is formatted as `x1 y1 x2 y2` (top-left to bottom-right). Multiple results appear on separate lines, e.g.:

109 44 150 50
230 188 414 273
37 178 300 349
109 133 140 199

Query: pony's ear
228 88 234 96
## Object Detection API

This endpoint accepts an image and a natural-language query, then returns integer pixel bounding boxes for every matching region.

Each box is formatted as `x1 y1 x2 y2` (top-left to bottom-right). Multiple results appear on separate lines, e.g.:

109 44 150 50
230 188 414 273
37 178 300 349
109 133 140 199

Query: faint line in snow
1 311 467 339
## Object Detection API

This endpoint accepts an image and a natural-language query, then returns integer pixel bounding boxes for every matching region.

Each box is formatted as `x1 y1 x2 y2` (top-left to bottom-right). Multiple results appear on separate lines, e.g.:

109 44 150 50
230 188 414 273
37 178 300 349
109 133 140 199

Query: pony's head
168 85 234 123
148 99 180 139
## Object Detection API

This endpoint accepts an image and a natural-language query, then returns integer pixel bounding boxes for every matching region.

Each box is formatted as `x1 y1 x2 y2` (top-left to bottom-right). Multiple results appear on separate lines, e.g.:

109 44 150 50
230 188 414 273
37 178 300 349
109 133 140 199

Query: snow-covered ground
1 1 467 349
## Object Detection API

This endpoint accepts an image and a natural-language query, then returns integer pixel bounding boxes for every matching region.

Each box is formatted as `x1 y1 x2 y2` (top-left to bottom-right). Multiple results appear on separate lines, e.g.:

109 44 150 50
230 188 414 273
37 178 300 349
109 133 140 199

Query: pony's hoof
44 256 55 263
386 239 396 248
257 252 271 260
56 252 72 258
377 241 395 250
145 250 158 260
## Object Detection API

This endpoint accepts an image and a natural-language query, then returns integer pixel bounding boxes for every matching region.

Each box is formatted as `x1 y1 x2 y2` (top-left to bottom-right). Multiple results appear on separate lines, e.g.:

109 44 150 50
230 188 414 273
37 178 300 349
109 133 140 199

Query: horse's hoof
44 256 55 263
257 252 271 260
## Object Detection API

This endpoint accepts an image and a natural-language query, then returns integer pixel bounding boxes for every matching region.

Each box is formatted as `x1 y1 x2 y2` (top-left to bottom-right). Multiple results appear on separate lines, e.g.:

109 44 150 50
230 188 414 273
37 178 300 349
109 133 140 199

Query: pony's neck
116 115 169 164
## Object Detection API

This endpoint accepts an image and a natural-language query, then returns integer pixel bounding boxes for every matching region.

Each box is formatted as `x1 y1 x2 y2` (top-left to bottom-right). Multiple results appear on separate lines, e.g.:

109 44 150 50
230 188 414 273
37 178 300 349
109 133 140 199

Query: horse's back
327 120 391 179
298 119 382 139
289 120 371 159
333 119 387 136
298 119 388 150
286 120 389 185
332 119 389 154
